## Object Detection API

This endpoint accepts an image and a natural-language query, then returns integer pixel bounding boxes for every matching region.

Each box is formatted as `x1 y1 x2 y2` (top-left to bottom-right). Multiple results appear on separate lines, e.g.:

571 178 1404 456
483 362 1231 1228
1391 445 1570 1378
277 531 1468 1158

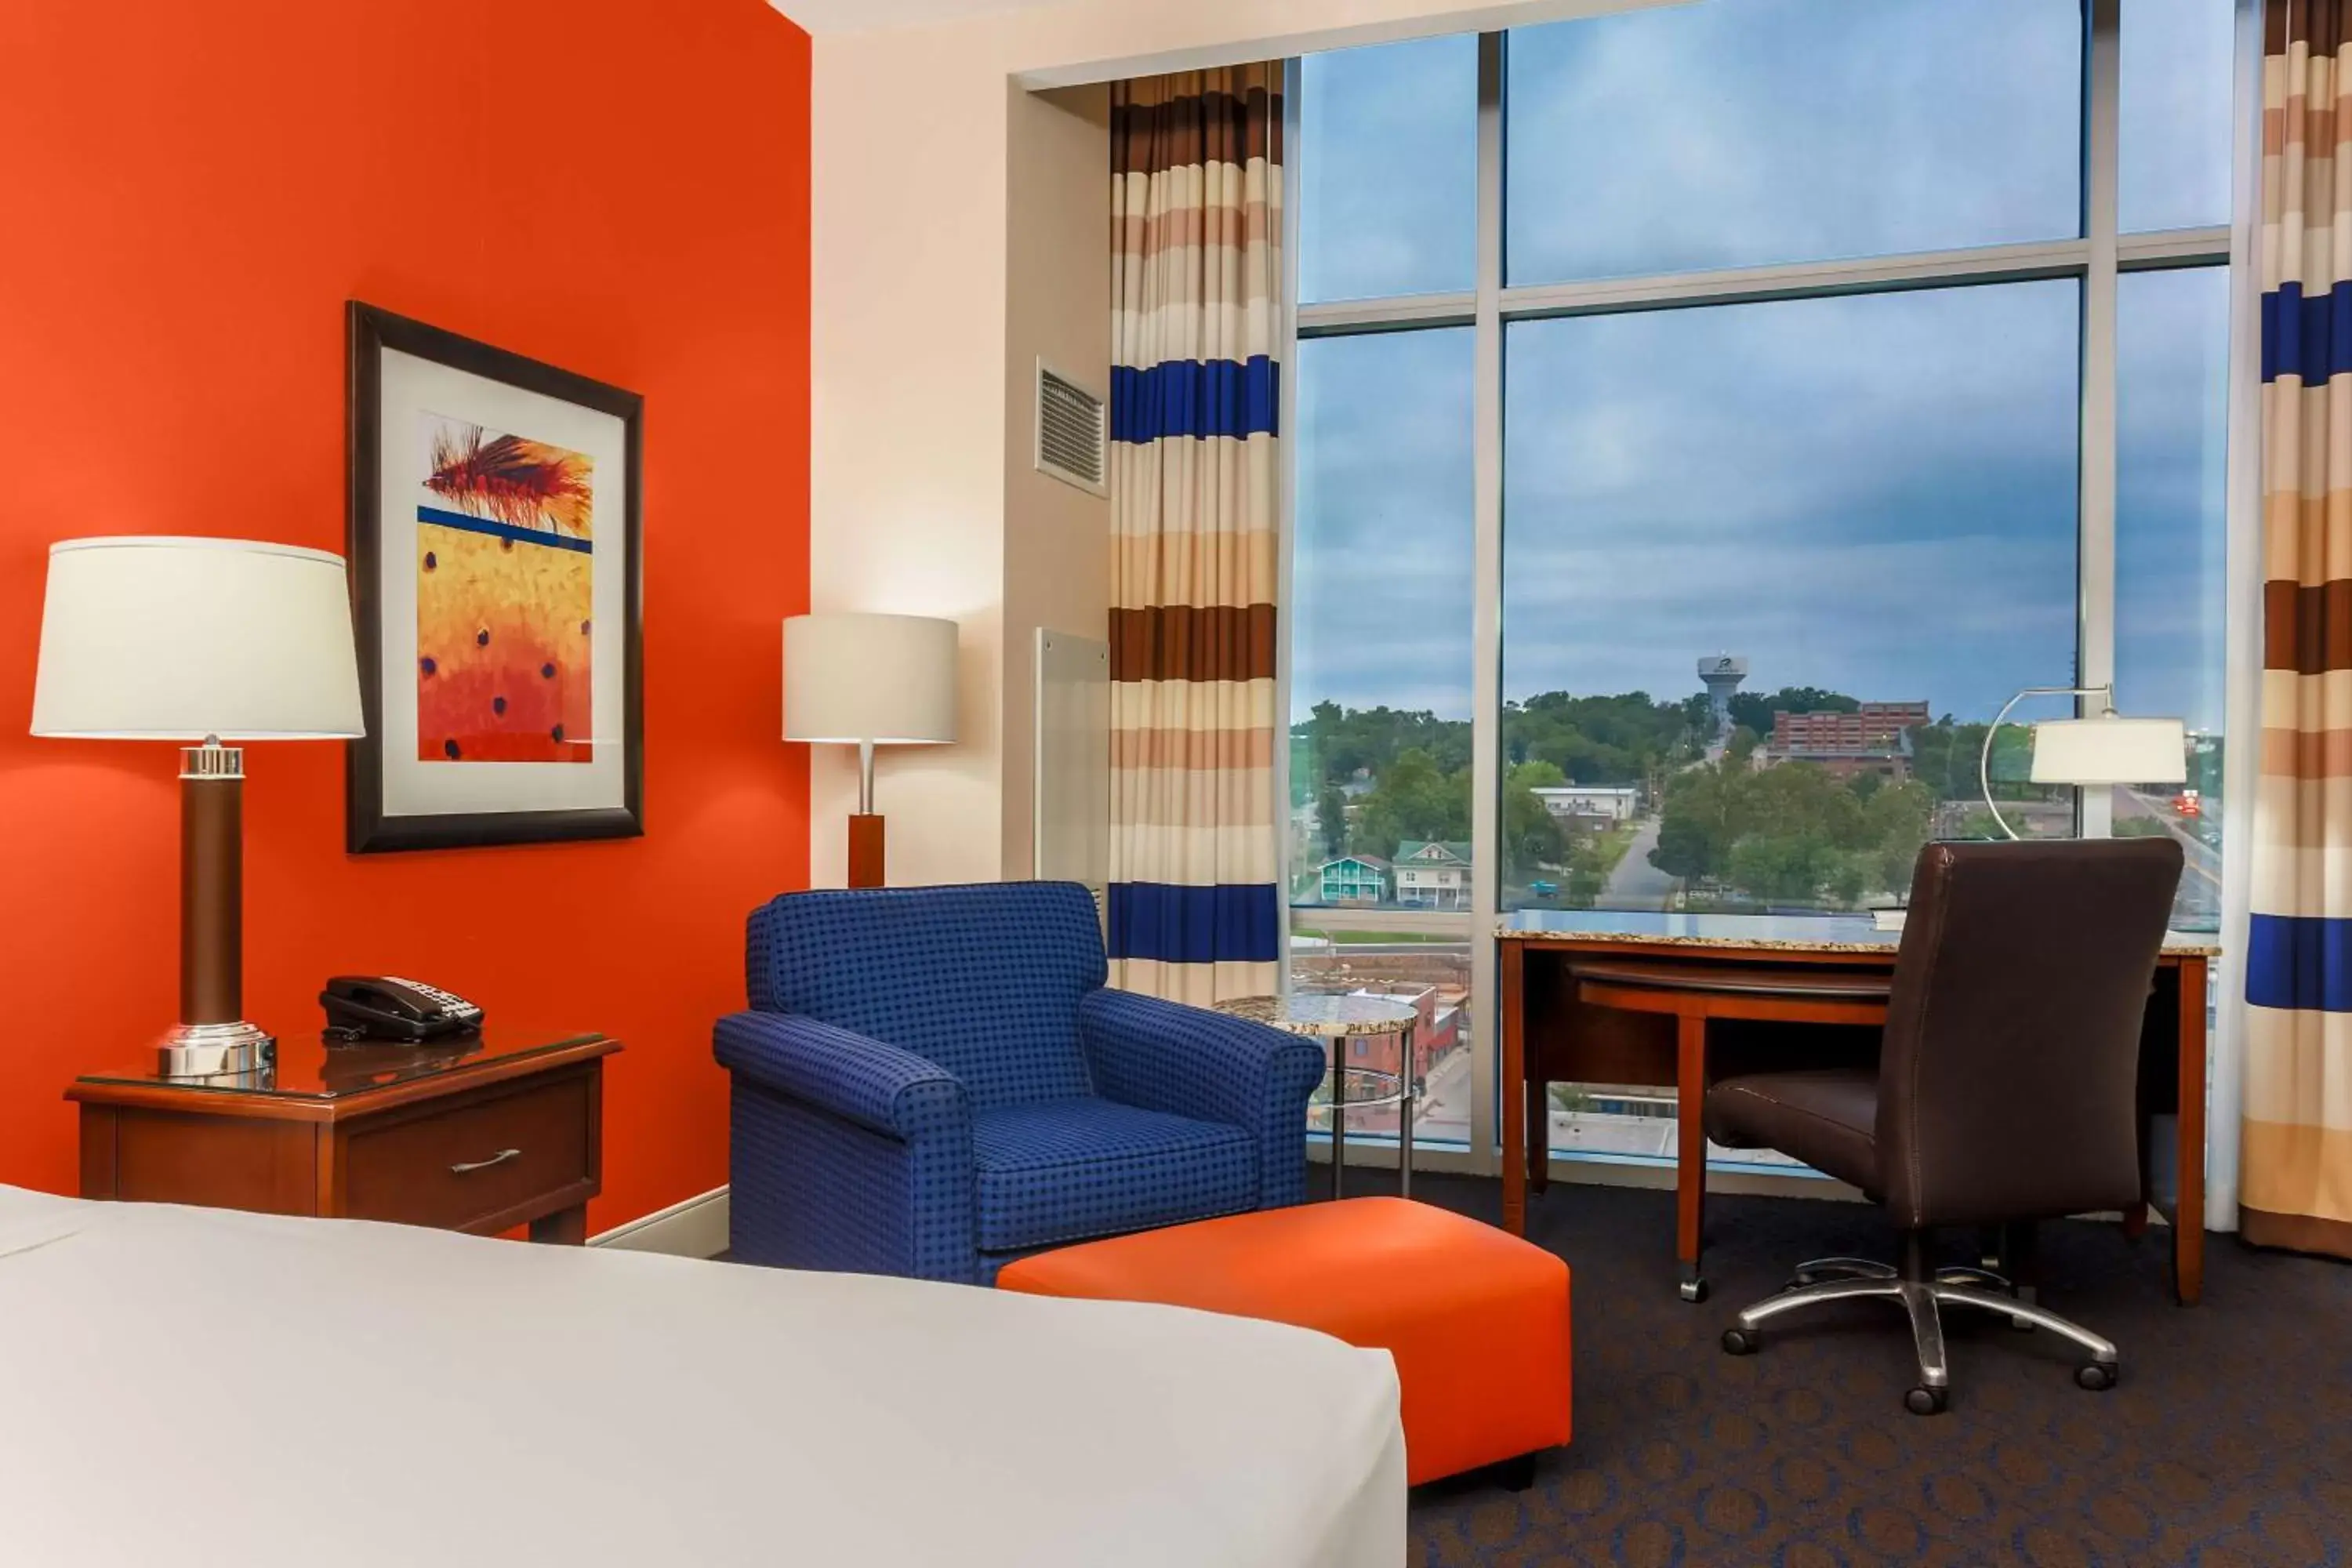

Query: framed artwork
345 302 643 852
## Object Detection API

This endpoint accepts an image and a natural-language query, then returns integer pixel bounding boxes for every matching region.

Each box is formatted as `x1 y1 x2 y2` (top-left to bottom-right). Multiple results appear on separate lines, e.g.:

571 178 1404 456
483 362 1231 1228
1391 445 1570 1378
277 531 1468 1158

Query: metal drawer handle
449 1148 521 1174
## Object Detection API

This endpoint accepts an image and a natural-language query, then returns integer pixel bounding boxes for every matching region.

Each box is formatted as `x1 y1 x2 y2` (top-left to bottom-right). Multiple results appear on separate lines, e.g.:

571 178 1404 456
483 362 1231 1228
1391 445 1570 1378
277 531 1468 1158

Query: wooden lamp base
848 813 885 888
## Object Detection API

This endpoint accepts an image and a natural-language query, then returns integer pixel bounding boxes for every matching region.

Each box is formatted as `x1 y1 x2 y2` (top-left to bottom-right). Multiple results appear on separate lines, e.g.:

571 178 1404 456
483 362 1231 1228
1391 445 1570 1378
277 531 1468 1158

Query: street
1599 813 1674 909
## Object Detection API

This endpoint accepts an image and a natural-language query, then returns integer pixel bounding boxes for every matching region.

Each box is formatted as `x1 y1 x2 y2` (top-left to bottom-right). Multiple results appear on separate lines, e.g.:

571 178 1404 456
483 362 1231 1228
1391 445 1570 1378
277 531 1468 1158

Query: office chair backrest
1876 837 2183 1229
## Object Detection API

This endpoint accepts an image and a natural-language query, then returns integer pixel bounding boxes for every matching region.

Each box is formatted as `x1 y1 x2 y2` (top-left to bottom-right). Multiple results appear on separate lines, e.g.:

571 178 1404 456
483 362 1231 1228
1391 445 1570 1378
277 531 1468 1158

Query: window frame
1279 0 2252 1181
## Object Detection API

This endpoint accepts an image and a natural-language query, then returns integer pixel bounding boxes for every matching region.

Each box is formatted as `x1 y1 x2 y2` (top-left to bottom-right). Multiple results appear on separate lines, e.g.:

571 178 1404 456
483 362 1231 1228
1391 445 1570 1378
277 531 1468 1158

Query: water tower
1697 654 1748 739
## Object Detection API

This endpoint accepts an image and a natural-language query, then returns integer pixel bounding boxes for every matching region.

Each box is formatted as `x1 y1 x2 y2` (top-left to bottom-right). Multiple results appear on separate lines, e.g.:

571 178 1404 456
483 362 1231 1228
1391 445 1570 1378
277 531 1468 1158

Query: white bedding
0 1187 1404 1567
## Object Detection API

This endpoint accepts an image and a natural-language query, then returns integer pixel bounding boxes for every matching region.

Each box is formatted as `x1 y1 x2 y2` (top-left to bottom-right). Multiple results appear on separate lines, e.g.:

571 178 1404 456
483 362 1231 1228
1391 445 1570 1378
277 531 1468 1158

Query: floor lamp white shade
783 612 957 889
2027 716 2190 786
782 612 959 748
32 536 365 740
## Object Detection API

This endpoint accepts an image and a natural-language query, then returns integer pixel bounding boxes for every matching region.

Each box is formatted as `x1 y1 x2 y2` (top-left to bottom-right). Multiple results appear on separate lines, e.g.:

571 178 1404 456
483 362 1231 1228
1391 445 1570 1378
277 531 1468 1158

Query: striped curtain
2249 0 2352 1259
1106 66 1283 1004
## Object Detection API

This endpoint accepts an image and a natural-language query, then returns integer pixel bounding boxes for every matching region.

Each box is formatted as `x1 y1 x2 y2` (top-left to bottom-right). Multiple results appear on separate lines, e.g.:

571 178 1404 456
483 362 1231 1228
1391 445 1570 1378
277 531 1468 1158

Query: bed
0 1186 1405 1566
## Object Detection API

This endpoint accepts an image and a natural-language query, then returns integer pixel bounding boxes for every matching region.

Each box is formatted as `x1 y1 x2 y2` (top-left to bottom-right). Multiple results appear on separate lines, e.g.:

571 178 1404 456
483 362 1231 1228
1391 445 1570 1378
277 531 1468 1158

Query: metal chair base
1722 1261 2119 1414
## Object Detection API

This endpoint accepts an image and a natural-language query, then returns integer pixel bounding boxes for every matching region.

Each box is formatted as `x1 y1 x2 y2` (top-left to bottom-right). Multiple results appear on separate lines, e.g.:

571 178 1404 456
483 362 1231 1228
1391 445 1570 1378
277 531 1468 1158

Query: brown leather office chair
1707 837 2183 1415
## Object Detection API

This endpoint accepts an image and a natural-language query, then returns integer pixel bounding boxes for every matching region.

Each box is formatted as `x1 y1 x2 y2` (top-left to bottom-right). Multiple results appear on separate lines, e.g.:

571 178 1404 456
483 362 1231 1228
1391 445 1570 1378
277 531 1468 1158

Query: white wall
808 0 1675 887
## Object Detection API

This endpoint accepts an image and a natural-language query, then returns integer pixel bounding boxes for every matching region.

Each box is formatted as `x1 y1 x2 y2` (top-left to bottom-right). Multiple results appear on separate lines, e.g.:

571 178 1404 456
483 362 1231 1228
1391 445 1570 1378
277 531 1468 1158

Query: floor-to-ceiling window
1288 0 2239 1171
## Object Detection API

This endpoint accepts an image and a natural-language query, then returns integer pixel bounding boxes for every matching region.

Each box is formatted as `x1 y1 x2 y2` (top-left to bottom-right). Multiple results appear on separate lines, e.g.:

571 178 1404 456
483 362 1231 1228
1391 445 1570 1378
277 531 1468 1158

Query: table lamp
783 612 957 887
32 538 365 1076
1978 683 2187 840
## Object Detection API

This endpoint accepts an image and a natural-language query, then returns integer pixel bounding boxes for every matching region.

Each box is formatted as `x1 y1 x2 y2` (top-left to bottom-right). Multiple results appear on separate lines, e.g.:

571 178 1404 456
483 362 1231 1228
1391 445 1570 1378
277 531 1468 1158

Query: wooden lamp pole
848 739 885 888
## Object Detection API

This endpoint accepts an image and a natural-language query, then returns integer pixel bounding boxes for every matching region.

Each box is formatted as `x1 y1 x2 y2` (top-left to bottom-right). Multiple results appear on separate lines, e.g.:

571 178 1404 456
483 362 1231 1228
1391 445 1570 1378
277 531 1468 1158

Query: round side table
1215 993 1417 1199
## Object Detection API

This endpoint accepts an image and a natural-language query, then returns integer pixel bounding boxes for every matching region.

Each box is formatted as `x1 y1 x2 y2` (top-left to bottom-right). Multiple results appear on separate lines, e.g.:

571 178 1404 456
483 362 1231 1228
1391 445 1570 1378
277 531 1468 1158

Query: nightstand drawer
342 1072 594 1232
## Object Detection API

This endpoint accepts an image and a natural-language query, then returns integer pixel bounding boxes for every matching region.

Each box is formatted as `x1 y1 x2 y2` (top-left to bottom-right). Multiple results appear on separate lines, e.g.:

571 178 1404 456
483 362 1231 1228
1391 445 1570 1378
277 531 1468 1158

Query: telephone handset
320 976 485 1044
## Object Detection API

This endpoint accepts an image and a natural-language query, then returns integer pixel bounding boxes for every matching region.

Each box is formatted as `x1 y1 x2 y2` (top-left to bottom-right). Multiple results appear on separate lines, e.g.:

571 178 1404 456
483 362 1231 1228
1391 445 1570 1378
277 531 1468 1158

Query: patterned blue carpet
1396 1173 2352 1567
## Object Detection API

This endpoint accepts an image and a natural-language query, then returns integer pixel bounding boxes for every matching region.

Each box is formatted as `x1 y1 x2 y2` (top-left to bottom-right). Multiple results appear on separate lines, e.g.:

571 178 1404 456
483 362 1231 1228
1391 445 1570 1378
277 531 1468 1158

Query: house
1531 785 1640 825
1317 853 1390 906
1392 840 1473 909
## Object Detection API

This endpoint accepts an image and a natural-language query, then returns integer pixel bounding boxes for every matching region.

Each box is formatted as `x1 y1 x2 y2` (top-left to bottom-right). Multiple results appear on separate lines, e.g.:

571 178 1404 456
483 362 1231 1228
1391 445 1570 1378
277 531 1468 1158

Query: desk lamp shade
783 612 957 887
2028 715 2190 786
32 538 365 1077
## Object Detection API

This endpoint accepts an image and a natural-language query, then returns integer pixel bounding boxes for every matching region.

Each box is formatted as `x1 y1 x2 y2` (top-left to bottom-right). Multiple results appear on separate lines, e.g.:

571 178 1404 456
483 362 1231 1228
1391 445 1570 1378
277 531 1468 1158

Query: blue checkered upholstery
746 882 1099 1112
1077 988 1328 1210
972 1098 1254 1251
719 881 1316 1283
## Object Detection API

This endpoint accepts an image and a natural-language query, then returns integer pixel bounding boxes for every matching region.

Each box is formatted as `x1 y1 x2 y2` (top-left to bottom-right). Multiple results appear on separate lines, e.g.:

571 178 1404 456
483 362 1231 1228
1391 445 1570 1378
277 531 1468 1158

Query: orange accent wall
0 0 811 1229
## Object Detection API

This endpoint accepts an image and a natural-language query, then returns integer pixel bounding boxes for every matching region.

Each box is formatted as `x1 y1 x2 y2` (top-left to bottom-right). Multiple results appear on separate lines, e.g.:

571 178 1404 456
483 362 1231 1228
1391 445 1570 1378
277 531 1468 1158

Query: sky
1289 0 2237 734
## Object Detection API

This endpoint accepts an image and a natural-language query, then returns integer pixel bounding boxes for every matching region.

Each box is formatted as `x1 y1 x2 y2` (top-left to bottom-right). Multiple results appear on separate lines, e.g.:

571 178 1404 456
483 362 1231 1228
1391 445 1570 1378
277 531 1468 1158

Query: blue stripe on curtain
2246 913 2352 1012
1110 357 1279 444
1108 882 1281 964
2259 279 2352 385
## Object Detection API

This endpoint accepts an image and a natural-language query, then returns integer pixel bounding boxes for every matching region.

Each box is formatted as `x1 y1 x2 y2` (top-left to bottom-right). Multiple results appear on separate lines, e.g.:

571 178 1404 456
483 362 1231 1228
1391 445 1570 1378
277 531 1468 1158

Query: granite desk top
1496 909 2221 959
1214 993 1419 1036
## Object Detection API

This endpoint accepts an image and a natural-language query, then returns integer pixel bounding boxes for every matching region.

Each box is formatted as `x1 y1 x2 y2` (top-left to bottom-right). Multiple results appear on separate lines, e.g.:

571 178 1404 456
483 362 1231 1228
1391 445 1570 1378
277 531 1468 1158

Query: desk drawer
342 1072 593 1232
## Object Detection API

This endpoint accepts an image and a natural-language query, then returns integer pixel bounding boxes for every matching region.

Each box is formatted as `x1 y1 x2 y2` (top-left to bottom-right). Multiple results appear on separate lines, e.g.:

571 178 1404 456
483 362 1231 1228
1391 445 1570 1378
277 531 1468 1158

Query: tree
1650 767 1733 883
1727 833 1840 904
1316 784 1350 859
1503 760 1571 876
1352 747 1470 860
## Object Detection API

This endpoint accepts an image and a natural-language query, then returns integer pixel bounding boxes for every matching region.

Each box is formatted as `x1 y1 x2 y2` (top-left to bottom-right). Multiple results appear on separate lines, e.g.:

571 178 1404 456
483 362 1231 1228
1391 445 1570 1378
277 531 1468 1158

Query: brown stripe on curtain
2269 0 2349 53
1109 604 1278 684
1112 71 1284 176
2263 579 2352 673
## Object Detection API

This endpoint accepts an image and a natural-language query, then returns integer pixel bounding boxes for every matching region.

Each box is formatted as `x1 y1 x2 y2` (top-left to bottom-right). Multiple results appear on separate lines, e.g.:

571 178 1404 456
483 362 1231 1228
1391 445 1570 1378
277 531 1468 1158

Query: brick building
1766 700 1929 781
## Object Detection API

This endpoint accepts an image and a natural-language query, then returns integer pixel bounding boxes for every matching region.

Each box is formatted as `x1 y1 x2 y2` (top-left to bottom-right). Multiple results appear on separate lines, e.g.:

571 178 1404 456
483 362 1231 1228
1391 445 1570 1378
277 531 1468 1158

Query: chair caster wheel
2076 1361 2118 1392
1905 1385 1948 1416
1721 1327 1759 1356
1679 1276 1709 1303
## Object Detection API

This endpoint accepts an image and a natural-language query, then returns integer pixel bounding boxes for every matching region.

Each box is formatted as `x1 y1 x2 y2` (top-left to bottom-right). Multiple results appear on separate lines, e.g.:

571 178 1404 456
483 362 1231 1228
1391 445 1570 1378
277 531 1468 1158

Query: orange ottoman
996 1196 1570 1486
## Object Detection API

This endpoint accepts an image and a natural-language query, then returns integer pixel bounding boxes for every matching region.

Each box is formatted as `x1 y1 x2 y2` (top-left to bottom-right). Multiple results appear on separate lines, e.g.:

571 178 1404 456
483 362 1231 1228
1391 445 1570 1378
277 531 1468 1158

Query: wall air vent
1035 361 1109 495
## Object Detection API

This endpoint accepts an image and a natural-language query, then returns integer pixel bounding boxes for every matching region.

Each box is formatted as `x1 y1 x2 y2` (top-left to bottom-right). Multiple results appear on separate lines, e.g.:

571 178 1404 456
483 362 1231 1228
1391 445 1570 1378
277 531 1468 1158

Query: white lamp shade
783 612 957 745
31 537 365 741
2028 715 2189 786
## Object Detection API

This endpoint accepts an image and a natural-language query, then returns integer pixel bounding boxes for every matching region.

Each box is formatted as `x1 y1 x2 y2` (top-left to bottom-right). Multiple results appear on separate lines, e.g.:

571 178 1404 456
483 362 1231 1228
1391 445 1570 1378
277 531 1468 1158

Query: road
1599 814 1675 909
2114 789 2220 888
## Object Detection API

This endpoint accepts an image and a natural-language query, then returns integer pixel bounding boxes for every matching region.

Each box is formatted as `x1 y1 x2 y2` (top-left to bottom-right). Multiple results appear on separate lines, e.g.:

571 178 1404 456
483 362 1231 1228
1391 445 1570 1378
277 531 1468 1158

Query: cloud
1289 5 2236 733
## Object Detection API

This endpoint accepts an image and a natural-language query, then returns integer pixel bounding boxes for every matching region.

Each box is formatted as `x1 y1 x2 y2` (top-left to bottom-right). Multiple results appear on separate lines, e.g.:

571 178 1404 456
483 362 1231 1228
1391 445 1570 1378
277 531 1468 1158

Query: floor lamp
1980 684 2187 840
32 537 365 1076
783 612 958 888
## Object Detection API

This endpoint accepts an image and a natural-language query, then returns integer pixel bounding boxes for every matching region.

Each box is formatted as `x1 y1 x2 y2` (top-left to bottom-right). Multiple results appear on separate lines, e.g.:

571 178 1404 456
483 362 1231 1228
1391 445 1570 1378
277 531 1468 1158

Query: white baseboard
590 1185 730 1258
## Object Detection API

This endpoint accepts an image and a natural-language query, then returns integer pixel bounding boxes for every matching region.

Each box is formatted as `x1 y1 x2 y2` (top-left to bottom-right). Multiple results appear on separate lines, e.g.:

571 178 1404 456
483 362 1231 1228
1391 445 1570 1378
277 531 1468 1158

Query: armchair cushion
972 1098 1254 1253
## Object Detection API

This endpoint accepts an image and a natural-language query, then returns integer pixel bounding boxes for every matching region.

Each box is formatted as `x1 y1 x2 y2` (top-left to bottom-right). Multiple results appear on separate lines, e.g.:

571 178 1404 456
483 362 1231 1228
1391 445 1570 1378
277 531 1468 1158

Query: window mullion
1469 29 1505 1174
2080 0 2122 838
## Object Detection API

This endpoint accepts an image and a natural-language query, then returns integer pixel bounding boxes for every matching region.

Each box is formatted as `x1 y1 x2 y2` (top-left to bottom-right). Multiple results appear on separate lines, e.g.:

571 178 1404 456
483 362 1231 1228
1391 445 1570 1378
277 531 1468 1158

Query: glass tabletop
76 1027 607 1101
1216 993 1420 1036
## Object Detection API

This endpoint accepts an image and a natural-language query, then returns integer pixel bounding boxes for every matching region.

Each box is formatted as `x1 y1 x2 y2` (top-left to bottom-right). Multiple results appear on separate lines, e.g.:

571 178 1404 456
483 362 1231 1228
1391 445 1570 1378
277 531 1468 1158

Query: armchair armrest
1077 989 1324 1200
713 1011 968 1142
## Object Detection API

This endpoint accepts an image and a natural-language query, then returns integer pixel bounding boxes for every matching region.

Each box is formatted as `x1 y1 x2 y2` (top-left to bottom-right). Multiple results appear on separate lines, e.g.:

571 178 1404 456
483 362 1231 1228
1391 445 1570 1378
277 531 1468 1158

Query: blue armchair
715 881 1323 1284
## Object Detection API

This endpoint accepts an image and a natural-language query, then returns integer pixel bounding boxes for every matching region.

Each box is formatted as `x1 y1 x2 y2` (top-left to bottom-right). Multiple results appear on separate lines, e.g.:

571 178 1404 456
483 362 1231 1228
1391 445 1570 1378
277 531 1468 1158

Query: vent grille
1036 363 1108 495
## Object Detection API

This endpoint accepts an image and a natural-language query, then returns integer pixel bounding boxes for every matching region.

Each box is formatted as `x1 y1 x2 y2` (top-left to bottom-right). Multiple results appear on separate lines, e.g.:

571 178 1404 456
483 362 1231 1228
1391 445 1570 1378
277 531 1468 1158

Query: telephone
320 976 485 1044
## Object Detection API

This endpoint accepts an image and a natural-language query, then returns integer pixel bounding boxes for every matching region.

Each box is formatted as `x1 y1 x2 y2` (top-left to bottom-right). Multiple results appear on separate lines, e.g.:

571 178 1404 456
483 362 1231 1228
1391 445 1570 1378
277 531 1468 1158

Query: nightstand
68 1028 619 1242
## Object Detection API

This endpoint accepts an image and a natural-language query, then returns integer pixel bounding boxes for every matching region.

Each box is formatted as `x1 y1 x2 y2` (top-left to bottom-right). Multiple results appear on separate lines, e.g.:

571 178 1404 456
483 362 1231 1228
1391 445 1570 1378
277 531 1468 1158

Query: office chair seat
1705 1069 1881 1196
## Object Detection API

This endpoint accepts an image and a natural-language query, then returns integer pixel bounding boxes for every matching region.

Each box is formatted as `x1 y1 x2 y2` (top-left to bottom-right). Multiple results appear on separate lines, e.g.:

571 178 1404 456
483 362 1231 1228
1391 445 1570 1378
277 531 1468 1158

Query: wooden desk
1497 913 2215 1305
70 1028 618 1242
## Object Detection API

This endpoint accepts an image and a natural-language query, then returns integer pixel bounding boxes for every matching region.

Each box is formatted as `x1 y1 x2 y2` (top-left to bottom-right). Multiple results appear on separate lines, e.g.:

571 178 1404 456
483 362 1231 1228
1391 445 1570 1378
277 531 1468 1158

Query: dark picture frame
346 302 644 853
